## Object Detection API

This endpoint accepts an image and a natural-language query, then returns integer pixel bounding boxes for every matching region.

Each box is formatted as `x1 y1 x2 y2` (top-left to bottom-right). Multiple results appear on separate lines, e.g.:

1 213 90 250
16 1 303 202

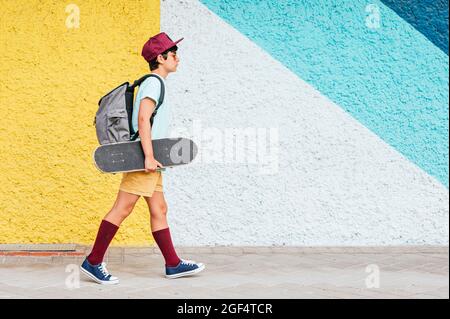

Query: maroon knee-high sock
87 219 119 265
152 227 181 267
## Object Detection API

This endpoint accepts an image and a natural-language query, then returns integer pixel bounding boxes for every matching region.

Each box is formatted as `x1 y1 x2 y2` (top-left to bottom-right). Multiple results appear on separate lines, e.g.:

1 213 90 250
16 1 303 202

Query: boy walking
81 32 205 285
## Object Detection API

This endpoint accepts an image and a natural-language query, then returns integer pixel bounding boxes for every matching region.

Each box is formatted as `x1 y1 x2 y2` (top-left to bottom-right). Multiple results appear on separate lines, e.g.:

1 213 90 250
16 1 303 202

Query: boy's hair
149 45 178 71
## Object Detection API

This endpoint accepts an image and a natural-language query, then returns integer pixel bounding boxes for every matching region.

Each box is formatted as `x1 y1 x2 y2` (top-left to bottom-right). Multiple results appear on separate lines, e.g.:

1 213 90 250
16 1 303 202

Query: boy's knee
116 208 132 219
115 203 135 218
151 204 167 218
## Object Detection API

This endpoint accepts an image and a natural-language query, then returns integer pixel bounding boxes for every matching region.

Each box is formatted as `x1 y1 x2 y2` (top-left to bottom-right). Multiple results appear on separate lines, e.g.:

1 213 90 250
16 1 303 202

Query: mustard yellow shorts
119 170 163 197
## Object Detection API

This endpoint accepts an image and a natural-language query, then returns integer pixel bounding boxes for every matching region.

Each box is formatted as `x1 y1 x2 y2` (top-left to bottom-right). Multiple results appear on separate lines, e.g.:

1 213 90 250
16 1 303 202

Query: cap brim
174 37 184 45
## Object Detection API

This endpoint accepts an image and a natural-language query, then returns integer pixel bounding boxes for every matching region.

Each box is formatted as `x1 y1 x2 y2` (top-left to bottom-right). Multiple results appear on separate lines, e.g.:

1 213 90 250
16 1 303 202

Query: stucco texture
0 0 160 245
1 0 448 247
160 0 448 246
200 0 449 188
381 0 449 54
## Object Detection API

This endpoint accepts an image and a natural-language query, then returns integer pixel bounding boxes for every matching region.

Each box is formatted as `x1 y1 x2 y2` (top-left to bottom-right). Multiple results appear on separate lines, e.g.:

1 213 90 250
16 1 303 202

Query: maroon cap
141 32 183 62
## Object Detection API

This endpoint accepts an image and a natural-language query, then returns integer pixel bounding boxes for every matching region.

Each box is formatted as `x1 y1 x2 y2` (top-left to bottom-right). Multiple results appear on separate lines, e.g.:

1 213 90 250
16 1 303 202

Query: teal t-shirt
131 74 170 140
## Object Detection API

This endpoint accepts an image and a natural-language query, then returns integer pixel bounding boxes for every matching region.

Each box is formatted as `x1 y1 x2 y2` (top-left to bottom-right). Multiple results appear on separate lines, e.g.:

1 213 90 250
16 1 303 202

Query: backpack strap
130 74 165 141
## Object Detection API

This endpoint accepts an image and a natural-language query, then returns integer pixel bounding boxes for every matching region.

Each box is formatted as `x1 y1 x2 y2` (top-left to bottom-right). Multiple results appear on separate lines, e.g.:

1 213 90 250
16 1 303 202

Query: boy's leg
145 191 181 267
87 190 140 265
145 190 168 232
145 190 205 278
104 190 140 226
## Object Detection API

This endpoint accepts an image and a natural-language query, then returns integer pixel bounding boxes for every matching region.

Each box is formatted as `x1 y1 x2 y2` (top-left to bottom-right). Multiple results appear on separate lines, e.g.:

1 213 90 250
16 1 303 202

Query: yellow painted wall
0 0 160 246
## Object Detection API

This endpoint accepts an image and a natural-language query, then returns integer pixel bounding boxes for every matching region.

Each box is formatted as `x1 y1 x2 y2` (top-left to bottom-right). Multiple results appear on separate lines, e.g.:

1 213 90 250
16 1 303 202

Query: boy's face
159 50 180 73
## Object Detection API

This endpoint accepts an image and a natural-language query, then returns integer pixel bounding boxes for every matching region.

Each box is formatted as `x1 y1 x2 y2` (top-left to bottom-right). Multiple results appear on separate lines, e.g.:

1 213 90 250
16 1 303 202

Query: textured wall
0 0 160 245
1 0 448 247
381 0 449 54
160 0 449 246
200 0 449 188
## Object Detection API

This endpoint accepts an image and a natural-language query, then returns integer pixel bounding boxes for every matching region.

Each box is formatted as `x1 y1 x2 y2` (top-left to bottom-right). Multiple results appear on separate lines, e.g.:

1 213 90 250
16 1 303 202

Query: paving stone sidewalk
0 246 448 299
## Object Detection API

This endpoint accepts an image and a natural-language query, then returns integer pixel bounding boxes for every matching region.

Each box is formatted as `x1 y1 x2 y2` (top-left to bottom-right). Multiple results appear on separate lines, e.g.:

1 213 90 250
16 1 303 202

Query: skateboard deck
93 138 198 173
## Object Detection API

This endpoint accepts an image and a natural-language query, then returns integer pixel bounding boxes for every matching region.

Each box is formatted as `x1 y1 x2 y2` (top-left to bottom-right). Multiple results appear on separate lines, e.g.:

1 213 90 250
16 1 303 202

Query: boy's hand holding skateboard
145 156 164 173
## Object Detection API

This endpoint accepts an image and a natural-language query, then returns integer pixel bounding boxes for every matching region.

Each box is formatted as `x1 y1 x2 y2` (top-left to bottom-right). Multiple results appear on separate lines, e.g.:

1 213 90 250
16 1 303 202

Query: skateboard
93 138 198 173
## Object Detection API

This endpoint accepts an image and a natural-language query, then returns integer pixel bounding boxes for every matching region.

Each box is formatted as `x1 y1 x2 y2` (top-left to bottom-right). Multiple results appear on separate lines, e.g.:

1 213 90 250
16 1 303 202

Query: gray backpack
94 74 165 145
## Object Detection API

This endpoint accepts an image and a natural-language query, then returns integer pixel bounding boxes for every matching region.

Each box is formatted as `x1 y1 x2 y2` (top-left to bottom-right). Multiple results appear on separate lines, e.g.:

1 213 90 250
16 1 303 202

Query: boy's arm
138 97 156 157
138 97 163 171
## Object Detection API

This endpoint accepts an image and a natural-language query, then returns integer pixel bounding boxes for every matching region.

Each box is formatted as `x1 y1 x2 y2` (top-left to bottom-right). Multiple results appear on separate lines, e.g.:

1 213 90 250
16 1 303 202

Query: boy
80 32 205 285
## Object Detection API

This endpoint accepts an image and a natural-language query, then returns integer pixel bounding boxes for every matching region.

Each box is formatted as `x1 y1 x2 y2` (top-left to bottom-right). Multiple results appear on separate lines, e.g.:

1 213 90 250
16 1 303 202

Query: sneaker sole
80 266 119 285
165 263 206 279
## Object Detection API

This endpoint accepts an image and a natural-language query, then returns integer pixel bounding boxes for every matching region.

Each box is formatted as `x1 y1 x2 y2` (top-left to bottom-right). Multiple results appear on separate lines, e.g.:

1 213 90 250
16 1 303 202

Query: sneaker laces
98 262 111 277
181 259 195 266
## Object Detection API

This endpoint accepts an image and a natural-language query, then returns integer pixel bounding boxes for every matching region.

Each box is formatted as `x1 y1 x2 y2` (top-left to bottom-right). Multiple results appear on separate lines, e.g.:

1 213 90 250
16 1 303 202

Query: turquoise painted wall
381 0 448 54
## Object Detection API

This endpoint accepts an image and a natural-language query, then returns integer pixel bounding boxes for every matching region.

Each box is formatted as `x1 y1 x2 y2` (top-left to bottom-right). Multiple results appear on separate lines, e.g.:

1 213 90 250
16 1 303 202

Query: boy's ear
156 54 165 64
